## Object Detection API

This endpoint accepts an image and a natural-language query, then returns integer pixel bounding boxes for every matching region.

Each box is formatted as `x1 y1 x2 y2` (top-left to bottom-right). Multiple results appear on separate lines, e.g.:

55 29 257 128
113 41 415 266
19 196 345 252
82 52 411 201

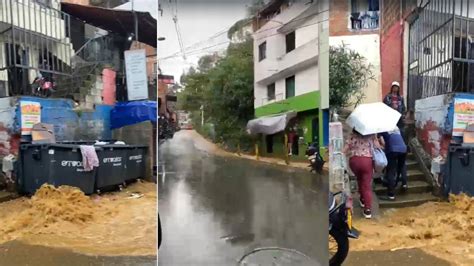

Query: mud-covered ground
0 181 157 257
351 194 474 265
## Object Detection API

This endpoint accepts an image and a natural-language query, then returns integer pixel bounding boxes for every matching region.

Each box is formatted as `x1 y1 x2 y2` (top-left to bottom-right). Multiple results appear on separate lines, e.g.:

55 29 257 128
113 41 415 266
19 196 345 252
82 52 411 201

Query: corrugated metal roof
61 3 157 47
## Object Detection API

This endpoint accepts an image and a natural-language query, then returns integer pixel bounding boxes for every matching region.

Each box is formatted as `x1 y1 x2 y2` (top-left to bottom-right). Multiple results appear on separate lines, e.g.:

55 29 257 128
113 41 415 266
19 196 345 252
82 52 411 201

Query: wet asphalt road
0 241 157 266
158 132 329 265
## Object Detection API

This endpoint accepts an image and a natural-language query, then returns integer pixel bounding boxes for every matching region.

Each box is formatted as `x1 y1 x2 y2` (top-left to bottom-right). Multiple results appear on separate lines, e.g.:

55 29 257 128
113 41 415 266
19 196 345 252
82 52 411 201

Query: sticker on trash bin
129 155 143 163
48 149 55 155
61 160 86 172
103 157 122 166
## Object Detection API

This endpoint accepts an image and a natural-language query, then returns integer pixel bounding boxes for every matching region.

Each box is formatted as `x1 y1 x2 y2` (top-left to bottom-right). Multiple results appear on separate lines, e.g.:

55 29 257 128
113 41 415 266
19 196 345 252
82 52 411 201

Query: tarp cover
111 101 157 129
246 112 297 135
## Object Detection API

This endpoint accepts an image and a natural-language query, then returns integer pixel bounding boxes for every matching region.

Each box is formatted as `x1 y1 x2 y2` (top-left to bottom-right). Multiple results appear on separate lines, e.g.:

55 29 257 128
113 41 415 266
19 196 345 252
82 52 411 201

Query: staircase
375 152 437 208
53 60 106 108
337 109 438 209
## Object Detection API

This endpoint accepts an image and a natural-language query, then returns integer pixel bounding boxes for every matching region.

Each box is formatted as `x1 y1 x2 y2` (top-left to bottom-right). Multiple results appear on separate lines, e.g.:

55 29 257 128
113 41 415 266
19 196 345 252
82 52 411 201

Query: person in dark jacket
379 127 407 200
383 81 406 133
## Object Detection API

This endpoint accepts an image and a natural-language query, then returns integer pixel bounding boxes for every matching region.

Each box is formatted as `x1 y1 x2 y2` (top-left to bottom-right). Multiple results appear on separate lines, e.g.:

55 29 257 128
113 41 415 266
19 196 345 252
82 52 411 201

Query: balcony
0 0 73 76
349 11 379 31
256 38 318 85
0 0 70 40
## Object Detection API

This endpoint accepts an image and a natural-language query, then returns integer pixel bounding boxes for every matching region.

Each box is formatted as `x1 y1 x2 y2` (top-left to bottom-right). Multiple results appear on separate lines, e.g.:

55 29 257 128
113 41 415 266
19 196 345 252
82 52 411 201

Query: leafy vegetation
329 45 374 112
177 38 255 151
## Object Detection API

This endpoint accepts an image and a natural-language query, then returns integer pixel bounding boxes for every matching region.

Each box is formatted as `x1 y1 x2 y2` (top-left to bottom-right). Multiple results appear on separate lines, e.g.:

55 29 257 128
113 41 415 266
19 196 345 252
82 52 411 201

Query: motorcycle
306 143 357 265
158 116 175 140
305 142 325 174
329 191 359 266
158 213 162 249
32 76 55 98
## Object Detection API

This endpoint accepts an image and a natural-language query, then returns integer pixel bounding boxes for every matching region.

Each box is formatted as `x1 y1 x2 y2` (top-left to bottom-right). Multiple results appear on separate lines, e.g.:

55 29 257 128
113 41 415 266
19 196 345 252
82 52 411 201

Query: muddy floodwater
0 181 157 258
351 194 474 265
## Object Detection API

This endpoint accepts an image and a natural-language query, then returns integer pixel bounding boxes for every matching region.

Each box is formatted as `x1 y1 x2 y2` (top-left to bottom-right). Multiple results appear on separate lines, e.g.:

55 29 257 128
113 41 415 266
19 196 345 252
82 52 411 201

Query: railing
0 0 71 40
74 34 125 73
261 93 284 106
0 0 73 75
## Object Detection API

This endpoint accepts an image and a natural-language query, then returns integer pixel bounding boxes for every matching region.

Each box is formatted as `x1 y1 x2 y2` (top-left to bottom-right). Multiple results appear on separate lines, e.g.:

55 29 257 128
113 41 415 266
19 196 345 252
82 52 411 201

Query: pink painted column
102 68 116 105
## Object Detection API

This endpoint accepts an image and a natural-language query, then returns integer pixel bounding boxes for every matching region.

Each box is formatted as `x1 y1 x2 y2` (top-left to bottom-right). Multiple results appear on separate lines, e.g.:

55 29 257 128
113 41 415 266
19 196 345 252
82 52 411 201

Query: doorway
312 117 319 145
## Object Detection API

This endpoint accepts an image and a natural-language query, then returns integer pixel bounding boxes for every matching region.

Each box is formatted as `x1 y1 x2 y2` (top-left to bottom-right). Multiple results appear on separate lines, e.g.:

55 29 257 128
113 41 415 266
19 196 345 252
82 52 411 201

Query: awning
246 112 297 135
61 3 157 47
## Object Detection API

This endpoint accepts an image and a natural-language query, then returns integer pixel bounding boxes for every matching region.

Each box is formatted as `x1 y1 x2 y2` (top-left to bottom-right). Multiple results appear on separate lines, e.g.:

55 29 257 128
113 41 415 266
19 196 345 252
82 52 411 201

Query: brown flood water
352 194 474 265
0 181 157 257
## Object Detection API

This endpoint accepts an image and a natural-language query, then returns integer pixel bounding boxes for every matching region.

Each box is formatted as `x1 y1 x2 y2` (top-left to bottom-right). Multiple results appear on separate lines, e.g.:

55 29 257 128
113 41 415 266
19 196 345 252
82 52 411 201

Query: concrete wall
0 97 19 158
0 96 113 159
415 94 452 159
330 34 382 105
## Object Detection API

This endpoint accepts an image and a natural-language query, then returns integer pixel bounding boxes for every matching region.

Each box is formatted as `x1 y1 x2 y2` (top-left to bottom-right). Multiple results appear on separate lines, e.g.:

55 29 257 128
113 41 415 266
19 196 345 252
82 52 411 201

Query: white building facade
251 0 329 159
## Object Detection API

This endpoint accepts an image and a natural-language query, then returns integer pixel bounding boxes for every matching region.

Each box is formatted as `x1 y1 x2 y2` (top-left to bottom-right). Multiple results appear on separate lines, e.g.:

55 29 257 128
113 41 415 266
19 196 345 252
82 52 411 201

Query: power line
160 16 329 61
162 7 329 58
159 41 231 60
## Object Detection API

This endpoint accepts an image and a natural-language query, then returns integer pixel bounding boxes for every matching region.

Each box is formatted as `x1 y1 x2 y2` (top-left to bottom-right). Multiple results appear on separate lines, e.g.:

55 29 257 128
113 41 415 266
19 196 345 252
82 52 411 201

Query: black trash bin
95 145 127 192
18 144 96 195
125 145 148 182
445 145 474 196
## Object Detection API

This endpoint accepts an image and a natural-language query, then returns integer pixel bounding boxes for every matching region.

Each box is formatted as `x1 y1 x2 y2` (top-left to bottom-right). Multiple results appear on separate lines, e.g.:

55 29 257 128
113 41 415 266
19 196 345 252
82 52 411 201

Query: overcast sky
116 0 158 18
157 0 253 81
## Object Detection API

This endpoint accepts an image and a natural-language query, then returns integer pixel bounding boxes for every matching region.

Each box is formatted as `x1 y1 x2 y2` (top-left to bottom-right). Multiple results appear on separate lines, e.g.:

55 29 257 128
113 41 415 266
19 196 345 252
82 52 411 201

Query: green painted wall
255 91 320 118
258 111 318 162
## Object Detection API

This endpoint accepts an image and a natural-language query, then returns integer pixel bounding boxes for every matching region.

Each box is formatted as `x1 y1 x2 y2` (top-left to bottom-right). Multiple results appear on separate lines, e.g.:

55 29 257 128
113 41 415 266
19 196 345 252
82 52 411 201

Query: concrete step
407 153 416 160
407 169 426 182
0 191 19 203
374 180 432 195
379 192 438 208
406 159 418 170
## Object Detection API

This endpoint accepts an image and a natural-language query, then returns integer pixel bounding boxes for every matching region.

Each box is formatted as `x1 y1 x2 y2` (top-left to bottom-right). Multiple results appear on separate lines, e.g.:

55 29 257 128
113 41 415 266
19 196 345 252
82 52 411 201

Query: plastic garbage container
95 145 127 192
18 144 96 195
125 145 148 182
445 145 474 196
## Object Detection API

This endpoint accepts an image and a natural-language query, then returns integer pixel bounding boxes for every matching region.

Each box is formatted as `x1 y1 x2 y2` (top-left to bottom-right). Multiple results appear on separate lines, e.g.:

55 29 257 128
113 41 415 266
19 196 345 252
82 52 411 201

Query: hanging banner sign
125 49 149 101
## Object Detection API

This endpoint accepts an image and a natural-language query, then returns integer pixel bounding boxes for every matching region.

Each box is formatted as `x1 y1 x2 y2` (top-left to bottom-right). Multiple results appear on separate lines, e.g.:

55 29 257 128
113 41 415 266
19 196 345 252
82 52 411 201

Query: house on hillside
249 0 329 161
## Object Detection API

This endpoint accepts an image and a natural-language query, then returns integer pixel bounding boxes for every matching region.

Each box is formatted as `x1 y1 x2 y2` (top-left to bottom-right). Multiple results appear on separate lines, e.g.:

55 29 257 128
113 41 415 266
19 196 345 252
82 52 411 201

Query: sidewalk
184 130 329 172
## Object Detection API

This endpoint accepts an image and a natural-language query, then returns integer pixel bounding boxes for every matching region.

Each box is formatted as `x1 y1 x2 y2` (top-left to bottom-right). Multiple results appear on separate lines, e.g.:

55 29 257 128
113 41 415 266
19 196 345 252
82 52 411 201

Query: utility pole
200 105 204 126
132 0 139 48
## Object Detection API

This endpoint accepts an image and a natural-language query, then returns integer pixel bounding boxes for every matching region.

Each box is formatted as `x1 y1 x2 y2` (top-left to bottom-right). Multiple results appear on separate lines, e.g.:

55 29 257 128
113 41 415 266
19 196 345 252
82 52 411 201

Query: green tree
329 45 373 113
178 38 255 150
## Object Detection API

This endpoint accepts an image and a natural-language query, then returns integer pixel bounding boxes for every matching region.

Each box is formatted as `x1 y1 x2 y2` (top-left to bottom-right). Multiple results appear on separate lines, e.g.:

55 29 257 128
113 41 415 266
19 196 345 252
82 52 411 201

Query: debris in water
128 192 144 199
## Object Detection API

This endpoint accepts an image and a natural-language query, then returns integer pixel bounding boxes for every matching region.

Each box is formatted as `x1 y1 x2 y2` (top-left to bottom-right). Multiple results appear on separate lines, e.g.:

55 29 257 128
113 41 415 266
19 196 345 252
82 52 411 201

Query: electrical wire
160 17 329 61
162 8 328 59
159 41 231 60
